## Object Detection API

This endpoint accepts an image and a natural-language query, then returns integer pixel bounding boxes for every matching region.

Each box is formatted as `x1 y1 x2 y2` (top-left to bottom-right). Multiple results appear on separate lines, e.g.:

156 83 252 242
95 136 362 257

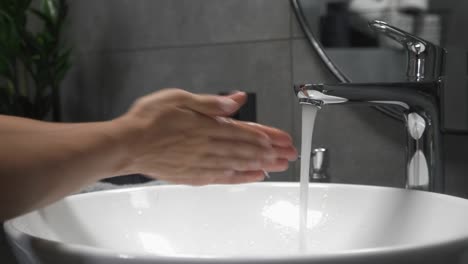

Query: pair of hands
114 89 297 186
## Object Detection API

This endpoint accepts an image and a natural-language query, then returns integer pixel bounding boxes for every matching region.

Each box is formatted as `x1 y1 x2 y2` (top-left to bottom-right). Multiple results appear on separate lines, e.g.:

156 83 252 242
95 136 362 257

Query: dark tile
312 105 406 187
61 54 106 122
290 0 323 38
0 228 17 264
290 2 305 38
326 48 406 82
444 134 468 198
65 0 291 53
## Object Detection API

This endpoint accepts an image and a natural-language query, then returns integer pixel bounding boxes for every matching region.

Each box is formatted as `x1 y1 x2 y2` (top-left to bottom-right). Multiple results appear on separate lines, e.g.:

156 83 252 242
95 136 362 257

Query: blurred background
3 0 468 262
2 0 468 190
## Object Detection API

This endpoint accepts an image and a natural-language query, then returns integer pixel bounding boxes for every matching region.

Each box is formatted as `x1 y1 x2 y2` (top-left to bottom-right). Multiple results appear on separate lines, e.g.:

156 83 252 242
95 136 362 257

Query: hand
226 91 298 172
114 88 297 185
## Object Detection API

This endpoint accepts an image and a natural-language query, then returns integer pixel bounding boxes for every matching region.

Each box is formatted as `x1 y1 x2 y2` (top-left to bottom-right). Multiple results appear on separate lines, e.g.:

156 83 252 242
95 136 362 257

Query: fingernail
219 98 238 113
289 150 299 161
289 155 298 161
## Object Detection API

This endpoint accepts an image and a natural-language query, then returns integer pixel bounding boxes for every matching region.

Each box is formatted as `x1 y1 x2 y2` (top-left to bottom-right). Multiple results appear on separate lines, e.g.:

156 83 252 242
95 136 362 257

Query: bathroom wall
62 0 295 183
59 0 468 191
2 0 468 262
434 0 468 198
60 0 406 187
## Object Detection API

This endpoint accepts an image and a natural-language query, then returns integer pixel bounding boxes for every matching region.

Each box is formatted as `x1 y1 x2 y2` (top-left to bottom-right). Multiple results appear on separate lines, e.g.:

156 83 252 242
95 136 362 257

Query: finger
226 91 247 106
170 89 242 116
274 146 298 161
212 170 266 184
189 93 241 116
196 117 272 148
188 91 247 116
202 139 277 161
187 90 247 117
168 169 266 186
262 159 290 172
166 168 236 186
239 121 294 147
194 154 273 171
145 88 243 116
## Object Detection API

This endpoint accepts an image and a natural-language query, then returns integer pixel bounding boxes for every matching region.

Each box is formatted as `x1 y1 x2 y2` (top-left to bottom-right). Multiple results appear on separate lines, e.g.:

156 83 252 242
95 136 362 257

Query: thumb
185 94 242 116
226 91 248 106
166 89 246 116
139 89 246 117
185 91 247 117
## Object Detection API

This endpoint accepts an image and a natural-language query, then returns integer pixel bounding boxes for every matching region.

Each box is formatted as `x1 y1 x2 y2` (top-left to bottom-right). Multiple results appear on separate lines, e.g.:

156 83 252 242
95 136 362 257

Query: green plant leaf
22 31 42 53
53 48 71 80
40 0 59 24
29 8 55 29
0 0 71 120
0 10 21 53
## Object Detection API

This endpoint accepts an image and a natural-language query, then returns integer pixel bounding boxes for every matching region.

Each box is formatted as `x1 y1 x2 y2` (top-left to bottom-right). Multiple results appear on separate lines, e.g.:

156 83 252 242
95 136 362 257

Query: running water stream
299 104 319 252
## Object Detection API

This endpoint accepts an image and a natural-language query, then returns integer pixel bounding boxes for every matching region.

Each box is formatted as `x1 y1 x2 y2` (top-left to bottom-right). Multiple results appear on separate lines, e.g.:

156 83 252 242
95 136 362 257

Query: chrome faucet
294 20 446 193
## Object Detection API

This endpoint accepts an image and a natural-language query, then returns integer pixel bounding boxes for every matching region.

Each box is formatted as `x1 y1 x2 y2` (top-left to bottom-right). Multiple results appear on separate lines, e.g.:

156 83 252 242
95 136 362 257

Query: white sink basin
5 183 468 263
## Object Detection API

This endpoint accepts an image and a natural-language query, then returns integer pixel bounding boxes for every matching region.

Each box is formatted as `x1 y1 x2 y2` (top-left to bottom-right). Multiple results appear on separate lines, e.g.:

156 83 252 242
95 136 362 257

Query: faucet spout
294 81 444 193
295 82 438 108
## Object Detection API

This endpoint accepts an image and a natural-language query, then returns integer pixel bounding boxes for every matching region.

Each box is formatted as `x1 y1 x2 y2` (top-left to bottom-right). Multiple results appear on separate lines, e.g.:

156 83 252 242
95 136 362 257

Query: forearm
0 89 298 221
0 116 127 221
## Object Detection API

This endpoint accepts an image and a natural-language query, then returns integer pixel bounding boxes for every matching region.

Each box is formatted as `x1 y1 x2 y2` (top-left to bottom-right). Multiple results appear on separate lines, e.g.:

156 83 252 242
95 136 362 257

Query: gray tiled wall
65 0 291 52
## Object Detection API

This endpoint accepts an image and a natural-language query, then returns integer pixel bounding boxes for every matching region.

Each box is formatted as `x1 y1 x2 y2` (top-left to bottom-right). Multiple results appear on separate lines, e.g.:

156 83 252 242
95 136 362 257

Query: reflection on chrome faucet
294 20 446 193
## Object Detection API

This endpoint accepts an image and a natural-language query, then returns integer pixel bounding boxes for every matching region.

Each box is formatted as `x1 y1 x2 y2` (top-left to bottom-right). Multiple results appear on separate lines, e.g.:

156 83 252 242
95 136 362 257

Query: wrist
106 116 140 177
66 120 136 181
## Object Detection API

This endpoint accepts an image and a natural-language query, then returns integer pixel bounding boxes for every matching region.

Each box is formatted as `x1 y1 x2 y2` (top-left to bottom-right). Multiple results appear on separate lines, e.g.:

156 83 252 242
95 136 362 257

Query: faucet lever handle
369 20 445 82
369 20 429 54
